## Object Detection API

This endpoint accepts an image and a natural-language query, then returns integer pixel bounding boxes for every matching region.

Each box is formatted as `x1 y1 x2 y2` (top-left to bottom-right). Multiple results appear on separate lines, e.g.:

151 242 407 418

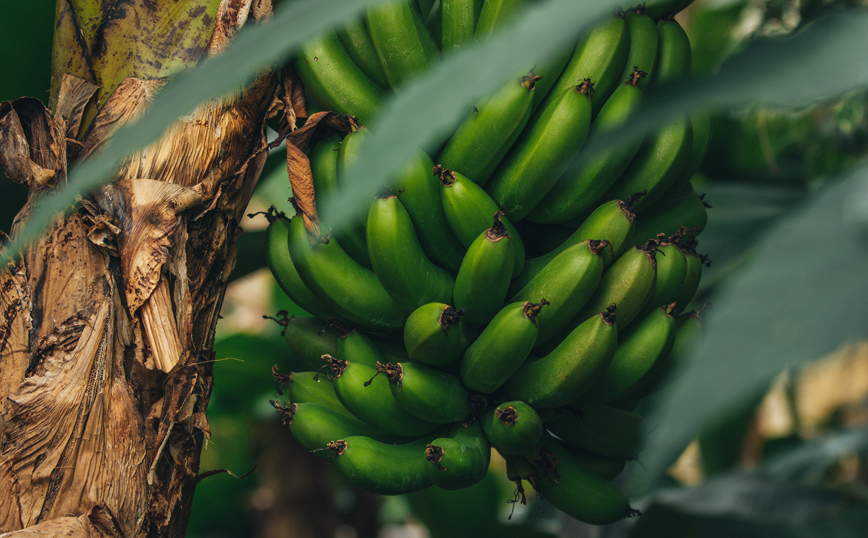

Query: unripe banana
277 370 346 416
286 215 408 330
280 316 343 372
539 14 630 116
528 71 646 224
264 212 331 320
482 400 543 456
631 308 704 397
674 237 709 313
436 166 525 275
525 432 636 525
632 184 710 244
460 300 547 394
651 17 692 86
330 356 441 437
637 239 688 319
337 329 388 368
577 303 678 404
620 9 658 91
426 421 491 490
366 193 455 311
487 80 593 221
662 109 712 197
543 404 647 459
334 126 373 268
511 198 637 294
505 307 618 409
337 18 391 88
474 0 526 40
436 73 539 185
367 0 440 88
565 446 628 481
294 31 385 125
393 150 465 271
509 240 607 346
371 361 472 424
453 212 515 326
403 302 471 367
332 434 438 495
309 135 342 221
441 0 484 54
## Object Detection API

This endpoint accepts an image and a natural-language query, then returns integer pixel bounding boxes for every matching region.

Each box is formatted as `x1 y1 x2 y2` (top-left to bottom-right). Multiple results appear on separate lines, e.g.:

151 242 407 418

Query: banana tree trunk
0 1 281 536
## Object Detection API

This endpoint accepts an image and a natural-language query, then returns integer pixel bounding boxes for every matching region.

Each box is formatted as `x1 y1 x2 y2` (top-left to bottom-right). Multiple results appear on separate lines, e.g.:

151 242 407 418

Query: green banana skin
513 219 576 259
540 14 630 116
309 135 342 224
632 184 710 245
528 73 646 224
377 361 472 424
481 400 543 456
621 9 658 91
505 307 618 410
453 213 515 326
572 241 658 331
294 31 385 125
643 0 695 20
674 238 709 313
509 240 606 346
637 240 688 319
337 18 391 88
530 40 578 113
333 434 438 495
511 198 637 294
280 316 342 372
278 370 347 416
662 109 712 198
367 0 440 88
426 421 491 490
334 126 373 269
403 302 470 367
474 0 526 40
577 303 678 404
273 402 405 461
264 213 331 320
630 308 704 397
487 80 593 221
602 116 693 214
366 194 456 311
441 0 484 54
393 151 466 271
525 432 635 525
436 73 538 186
424 0 443 49
437 166 525 275
460 301 546 394
286 215 408 330
331 358 441 437
337 329 389 369
543 404 647 459
650 17 692 86
565 446 628 481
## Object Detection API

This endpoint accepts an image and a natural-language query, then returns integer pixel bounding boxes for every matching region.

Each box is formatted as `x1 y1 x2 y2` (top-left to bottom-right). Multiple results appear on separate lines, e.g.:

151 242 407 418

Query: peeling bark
0 1 281 535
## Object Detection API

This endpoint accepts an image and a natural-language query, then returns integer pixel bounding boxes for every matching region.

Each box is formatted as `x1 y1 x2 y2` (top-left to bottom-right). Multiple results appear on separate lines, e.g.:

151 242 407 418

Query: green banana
486 79 593 221
601 115 693 213
631 307 704 397
330 356 441 437
539 14 630 116
460 300 547 394
333 434 438 494
334 126 373 268
662 109 712 197
264 212 331 320
367 0 440 88
371 361 472 424
294 31 385 124
453 212 515 326
505 306 618 409
481 400 543 456
424 0 443 49
337 18 391 88
436 166 525 275
286 214 408 330
426 421 491 490
543 404 647 459
509 240 607 346
674 236 709 313
309 135 342 222
280 316 343 372
474 0 526 40
511 198 638 294
277 370 347 416
632 184 710 244
528 71 646 224
403 302 470 367
643 0 695 19
565 446 628 481
620 9 658 91
441 0 484 54
525 432 636 525
337 328 388 368
651 17 692 86
366 193 455 311
393 150 466 271
530 39 579 113
436 72 538 186
637 239 688 319
577 303 678 403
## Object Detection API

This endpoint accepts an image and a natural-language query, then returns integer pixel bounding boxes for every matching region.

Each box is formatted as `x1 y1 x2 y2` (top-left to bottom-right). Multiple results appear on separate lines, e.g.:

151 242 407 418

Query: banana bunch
267 0 712 526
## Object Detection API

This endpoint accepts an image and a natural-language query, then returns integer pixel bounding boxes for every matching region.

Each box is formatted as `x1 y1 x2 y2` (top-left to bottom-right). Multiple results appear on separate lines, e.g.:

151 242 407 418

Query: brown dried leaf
55 74 99 142
207 0 253 56
0 99 65 189
81 78 164 159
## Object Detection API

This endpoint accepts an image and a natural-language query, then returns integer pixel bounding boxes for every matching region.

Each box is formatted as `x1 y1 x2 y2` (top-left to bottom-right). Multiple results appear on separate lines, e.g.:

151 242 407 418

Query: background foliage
4 0 868 536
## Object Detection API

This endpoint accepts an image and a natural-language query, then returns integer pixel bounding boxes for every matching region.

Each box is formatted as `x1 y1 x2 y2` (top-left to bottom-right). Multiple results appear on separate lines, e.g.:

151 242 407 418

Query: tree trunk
0 1 282 535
